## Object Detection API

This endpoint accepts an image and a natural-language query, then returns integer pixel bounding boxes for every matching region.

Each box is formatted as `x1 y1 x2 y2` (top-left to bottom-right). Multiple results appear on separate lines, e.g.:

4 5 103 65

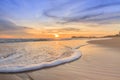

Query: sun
54 34 59 38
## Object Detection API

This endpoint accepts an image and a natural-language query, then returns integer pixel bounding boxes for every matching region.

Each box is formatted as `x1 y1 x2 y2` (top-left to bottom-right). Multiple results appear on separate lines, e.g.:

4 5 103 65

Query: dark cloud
0 18 16 30
0 18 34 36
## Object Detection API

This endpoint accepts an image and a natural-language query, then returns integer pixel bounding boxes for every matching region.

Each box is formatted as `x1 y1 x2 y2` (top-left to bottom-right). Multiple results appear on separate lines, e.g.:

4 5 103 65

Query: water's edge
0 49 81 73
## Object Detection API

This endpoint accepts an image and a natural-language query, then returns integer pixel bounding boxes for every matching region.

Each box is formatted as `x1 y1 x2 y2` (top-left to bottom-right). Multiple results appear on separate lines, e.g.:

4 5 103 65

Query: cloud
42 27 81 33
59 27 81 31
0 18 35 37
43 0 120 25
80 1 120 12
0 18 20 31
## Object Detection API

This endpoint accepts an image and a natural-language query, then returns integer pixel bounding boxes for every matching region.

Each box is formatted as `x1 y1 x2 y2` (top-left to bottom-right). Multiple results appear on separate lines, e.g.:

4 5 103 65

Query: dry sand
0 38 120 80
88 37 120 49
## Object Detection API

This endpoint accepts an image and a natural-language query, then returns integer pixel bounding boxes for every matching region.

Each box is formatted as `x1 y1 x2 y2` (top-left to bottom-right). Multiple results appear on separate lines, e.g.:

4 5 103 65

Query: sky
0 0 120 38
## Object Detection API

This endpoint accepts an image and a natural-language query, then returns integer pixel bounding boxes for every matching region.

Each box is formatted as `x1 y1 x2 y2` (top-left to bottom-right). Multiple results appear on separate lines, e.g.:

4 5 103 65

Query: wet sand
0 38 120 80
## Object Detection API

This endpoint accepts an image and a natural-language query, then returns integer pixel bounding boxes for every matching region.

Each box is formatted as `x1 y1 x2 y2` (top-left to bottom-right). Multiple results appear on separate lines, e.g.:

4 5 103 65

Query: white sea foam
0 49 81 73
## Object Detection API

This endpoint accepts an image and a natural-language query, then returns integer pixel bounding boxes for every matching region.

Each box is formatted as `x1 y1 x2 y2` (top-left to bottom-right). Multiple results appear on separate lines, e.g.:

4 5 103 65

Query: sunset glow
0 0 120 38
54 34 60 38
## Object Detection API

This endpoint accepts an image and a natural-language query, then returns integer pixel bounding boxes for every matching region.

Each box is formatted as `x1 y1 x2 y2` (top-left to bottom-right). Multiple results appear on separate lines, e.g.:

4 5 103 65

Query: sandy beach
88 37 120 49
0 38 120 80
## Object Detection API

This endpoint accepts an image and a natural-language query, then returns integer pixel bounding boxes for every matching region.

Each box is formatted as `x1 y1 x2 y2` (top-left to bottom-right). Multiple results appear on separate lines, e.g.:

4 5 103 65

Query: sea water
0 39 88 72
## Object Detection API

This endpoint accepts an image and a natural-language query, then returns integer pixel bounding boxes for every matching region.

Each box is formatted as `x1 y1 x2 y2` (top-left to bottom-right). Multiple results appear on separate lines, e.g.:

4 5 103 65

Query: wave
0 49 81 73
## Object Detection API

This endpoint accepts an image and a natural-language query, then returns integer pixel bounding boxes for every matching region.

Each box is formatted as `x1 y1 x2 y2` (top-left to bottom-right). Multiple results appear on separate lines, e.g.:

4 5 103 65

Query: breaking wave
0 41 81 73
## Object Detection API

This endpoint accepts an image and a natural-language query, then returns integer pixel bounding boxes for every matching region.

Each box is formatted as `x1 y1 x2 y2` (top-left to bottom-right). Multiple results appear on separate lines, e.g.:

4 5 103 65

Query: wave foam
0 49 81 73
